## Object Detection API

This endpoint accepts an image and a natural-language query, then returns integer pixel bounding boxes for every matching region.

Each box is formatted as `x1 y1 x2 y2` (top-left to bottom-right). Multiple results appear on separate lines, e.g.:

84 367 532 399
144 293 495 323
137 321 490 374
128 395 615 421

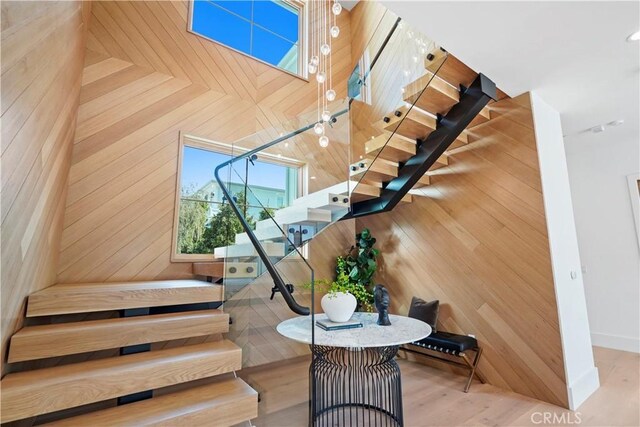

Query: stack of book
316 318 363 331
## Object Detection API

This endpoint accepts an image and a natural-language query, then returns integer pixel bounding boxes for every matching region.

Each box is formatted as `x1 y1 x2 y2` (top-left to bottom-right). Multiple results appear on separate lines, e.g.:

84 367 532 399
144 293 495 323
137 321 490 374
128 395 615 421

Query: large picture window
189 0 305 76
172 134 303 261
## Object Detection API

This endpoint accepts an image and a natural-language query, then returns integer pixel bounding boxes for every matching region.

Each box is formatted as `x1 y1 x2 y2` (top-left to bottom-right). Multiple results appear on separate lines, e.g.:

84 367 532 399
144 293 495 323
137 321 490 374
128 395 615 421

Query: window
189 0 304 76
172 134 303 261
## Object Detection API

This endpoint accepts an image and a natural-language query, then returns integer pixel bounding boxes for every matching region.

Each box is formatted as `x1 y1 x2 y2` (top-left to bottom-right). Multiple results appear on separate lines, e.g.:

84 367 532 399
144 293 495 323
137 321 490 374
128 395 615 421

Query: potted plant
318 272 358 322
308 228 379 313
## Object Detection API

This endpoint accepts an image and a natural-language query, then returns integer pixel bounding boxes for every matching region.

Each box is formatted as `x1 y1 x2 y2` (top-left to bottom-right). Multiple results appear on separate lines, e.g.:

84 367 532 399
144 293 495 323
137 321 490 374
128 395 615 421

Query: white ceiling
380 1 640 150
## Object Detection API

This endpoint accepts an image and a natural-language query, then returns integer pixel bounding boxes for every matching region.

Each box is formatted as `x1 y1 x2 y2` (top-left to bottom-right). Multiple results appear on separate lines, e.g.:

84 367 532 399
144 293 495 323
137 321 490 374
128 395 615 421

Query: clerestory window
189 0 305 76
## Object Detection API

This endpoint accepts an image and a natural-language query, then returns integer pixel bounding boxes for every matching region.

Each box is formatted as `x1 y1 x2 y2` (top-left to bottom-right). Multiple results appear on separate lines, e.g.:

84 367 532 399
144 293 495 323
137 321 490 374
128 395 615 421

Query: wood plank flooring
238 346 639 427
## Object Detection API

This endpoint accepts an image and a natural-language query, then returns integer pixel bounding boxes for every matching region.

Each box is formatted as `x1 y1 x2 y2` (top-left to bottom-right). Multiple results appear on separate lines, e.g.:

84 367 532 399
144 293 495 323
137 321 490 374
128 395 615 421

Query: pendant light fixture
308 0 341 147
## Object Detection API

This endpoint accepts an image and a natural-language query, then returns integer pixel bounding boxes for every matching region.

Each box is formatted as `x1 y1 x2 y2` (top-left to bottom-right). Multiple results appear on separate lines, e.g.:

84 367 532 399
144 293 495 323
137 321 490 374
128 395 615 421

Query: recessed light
608 119 624 126
590 125 605 133
627 31 640 42
310 176 316 180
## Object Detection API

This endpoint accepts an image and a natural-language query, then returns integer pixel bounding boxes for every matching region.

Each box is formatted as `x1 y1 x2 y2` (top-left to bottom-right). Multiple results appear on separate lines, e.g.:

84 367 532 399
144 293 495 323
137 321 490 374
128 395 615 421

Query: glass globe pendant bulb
320 43 331 56
330 25 340 38
332 2 342 15
310 55 319 66
326 89 336 101
316 71 326 83
321 110 331 122
313 122 324 135
319 135 329 147
308 63 317 74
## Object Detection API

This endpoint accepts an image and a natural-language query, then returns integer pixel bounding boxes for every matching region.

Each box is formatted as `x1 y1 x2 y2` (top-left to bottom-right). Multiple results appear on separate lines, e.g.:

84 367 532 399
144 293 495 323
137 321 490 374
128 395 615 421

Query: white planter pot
321 292 357 323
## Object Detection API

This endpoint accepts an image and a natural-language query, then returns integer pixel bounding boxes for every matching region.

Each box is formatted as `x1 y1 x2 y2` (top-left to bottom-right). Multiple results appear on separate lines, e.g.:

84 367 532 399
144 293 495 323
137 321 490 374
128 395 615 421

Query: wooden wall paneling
49 0 353 368
357 93 569 407
1 1 89 374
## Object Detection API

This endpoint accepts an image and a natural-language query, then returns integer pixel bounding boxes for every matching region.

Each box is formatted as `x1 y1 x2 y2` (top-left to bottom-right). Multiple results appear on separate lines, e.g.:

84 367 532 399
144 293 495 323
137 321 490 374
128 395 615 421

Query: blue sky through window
191 0 299 73
181 146 289 194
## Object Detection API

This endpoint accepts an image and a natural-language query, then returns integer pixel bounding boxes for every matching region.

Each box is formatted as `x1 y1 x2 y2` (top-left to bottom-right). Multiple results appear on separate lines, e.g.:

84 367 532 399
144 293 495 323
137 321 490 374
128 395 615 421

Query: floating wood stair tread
26 280 223 317
426 53 476 89
8 310 229 363
350 182 413 203
192 262 225 278
350 182 380 203
43 377 258 427
193 262 258 279
0 340 242 423
291 189 350 211
403 73 491 121
430 154 450 170
350 159 398 185
403 73 459 116
271 206 332 227
365 133 416 163
377 105 468 145
214 242 285 259
377 105 436 141
235 225 286 245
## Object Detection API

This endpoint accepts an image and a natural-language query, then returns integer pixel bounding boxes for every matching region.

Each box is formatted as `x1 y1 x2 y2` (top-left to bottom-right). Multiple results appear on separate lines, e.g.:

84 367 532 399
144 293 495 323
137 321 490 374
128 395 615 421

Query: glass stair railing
208 6 496 366
347 10 496 218
213 100 351 365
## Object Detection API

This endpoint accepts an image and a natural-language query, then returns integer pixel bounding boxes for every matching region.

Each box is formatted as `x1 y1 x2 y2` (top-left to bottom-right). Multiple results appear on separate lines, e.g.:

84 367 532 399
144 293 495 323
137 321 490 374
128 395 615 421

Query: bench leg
461 347 483 392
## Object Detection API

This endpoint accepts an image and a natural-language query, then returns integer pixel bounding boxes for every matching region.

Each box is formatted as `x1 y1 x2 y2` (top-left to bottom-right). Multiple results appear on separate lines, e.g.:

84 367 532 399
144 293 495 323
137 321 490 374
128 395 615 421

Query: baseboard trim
591 332 640 353
567 366 600 410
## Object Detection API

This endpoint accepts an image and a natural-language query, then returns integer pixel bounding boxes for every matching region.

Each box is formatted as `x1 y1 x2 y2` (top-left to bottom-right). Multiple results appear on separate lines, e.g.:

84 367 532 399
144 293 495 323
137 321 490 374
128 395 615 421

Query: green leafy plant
341 227 379 286
307 271 373 312
306 228 379 312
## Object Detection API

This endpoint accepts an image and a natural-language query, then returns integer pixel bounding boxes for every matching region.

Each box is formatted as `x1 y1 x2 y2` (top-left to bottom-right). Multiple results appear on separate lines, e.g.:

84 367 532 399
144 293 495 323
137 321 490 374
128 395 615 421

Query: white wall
531 92 599 410
564 128 640 354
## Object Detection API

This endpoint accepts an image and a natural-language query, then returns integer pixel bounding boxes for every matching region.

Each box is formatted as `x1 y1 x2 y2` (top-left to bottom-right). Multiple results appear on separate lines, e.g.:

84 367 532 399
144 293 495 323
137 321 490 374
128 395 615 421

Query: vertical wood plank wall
56 0 352 284
0 1 90 374
357 93 570 408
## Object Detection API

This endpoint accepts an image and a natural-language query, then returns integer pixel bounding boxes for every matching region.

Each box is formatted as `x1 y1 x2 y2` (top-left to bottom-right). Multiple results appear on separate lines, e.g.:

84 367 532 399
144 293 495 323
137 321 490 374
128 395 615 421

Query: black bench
401 331 484 392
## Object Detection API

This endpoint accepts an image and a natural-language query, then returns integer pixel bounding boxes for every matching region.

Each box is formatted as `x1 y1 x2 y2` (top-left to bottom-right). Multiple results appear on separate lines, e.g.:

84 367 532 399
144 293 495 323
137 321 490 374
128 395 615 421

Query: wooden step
350 182 380 203
43 377 258 427
26 280 223 317
8 310 229 363
350 159 398 184
271 206 332 228
214 242 284 259
404 73 459 116
377 105 468 146
426 53 476 88
192 262 224 278
291 189 350 211
377 105 436 141
403 73 491 121
365 132 416 163
350 182 414 204
430 154 449 170
0 341 242 423
193 262 258 279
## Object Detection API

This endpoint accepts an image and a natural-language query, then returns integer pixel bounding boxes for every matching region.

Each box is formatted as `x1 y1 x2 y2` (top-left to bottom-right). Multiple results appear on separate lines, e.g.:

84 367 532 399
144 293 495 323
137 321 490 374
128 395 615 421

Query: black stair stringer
346 73 497 219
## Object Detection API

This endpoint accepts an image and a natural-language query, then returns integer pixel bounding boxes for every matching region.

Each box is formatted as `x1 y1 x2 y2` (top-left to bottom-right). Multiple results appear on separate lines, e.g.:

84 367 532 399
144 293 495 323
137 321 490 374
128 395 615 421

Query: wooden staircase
349 52 498 206
1 280 258 426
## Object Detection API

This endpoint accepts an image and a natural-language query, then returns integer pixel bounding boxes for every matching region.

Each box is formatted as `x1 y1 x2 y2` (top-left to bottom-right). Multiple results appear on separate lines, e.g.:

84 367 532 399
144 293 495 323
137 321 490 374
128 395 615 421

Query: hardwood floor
238 346 639 426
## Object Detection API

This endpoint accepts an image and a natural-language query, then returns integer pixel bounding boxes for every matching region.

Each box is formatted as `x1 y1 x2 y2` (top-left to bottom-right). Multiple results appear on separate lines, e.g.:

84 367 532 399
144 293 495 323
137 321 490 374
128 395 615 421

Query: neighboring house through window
189 0 304 76
172 134 303 261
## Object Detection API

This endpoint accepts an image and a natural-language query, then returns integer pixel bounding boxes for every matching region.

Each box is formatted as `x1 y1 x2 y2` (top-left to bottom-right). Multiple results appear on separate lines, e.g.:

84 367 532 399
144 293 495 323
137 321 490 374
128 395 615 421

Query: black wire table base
309 345 403 427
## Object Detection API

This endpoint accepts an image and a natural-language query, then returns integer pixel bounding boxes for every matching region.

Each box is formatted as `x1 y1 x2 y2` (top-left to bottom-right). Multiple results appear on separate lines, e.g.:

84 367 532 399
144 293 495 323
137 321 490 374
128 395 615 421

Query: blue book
316 319 363 331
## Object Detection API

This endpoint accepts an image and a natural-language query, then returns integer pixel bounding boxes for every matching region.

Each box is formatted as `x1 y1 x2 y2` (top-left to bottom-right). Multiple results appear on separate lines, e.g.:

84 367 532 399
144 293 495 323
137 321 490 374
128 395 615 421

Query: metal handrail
213 14 404 315
214 109 348 315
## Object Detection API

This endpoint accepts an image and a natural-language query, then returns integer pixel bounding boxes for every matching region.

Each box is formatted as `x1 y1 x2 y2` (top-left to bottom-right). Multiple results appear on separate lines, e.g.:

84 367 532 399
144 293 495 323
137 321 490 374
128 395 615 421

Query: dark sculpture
374 284 391 326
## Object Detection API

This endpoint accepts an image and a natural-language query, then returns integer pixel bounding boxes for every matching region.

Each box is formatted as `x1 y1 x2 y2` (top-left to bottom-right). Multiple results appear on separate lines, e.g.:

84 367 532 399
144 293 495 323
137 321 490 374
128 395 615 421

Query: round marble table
277 312 431 427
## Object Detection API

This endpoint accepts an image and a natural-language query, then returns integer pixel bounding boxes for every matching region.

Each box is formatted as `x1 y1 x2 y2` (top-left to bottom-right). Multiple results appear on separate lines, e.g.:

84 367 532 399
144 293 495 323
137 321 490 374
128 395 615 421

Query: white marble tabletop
276 312 432 348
